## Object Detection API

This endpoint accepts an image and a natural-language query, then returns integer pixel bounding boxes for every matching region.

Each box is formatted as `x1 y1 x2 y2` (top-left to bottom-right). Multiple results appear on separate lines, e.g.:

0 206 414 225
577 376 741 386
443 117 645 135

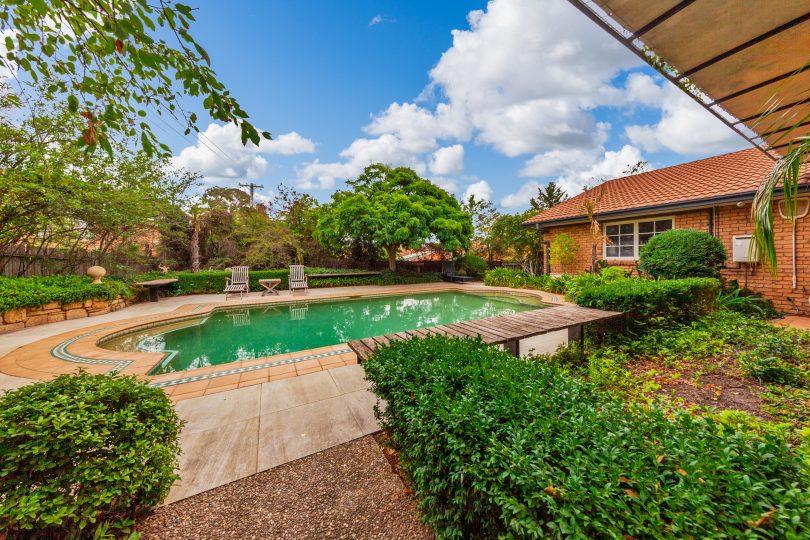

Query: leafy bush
364 335 809 538
576 277 720 324
456 254 487 279
738 332 809 386
549 232 578 267
563 267 628 301
718 286 779 319
0 372 183 537
0 275 134 314
639 229 727 278
130 268 442 296
483 267 552 290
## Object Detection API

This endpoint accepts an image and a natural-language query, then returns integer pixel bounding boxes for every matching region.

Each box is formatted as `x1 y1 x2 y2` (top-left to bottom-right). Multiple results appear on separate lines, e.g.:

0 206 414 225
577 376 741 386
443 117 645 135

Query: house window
604 218 673 259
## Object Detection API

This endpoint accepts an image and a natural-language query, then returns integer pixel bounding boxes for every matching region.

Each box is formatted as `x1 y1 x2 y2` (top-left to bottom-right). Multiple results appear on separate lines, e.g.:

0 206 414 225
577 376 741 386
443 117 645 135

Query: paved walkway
167 363 379 503
773 315 810 331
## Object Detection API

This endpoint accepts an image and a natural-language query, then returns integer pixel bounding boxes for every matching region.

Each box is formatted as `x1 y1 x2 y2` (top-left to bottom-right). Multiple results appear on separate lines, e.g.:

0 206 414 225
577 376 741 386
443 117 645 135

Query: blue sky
167 0 748 211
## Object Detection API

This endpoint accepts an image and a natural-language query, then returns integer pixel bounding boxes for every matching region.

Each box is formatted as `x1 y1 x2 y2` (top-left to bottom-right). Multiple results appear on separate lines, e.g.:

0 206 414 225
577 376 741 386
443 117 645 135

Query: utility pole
239 182 264 207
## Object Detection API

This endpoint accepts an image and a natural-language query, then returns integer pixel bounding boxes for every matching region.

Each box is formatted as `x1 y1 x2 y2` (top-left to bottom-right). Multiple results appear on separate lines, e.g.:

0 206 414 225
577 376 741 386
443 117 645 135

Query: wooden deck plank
350 305 622 361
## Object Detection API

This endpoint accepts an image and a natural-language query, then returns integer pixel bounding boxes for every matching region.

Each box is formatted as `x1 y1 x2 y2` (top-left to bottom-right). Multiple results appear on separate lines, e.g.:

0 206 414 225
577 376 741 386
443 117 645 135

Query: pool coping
0 283 566 400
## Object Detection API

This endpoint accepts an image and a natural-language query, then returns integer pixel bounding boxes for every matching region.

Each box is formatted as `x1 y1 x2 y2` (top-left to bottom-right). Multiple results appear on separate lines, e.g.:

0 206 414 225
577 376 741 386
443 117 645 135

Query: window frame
603 216 675 260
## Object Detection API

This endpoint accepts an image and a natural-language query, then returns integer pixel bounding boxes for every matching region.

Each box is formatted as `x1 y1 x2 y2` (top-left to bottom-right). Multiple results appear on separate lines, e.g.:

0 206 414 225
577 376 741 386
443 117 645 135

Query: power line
239 182 264 206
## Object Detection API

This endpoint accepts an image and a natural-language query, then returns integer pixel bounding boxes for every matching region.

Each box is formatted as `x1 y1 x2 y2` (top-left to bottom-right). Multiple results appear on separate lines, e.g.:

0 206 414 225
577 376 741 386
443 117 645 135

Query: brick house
523 149 810 315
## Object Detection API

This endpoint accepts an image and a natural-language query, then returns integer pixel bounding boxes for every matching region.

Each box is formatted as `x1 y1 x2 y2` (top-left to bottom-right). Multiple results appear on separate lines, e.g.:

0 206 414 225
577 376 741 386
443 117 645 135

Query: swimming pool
102 291 548 374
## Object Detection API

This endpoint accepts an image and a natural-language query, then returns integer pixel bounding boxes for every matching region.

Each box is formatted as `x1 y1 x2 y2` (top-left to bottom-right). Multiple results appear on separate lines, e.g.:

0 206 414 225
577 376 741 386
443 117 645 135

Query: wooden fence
0 248 151 278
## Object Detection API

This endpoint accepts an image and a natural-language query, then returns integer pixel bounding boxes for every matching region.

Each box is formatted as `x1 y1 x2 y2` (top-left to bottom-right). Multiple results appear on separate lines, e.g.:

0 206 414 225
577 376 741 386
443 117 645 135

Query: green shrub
738 332 809 387
130 268 442 296
576 277 720 324
549 232 578 267
456 254 487 279
563 267 628 301
718 286 779 319
0 275 135 314
364 336 809 538
0 372 183 537
483 267 553 290
639 229 727 279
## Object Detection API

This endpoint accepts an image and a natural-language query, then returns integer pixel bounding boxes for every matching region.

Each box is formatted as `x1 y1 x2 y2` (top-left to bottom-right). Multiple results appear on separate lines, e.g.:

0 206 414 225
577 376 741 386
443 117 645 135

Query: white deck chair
224 266 250 300
289 265 308 295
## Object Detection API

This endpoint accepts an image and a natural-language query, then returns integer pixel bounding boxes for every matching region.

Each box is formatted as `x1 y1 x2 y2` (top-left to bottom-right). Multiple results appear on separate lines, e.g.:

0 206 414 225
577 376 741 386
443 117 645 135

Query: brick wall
540 202 810 315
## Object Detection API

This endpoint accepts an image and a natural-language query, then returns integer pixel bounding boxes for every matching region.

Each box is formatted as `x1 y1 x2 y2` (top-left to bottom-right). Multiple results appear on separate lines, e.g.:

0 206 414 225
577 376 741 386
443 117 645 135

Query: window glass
605 218 674 259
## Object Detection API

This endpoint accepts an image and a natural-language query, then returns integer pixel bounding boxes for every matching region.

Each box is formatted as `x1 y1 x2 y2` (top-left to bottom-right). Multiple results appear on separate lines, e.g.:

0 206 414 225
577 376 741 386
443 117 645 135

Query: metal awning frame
565 0 780 160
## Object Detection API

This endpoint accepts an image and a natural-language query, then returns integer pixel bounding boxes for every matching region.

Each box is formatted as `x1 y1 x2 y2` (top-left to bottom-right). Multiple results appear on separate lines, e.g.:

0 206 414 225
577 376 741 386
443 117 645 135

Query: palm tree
751 61 810 272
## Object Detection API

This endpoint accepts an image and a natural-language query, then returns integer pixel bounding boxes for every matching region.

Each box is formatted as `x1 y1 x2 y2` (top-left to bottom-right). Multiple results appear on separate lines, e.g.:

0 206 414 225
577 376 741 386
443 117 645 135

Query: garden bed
137 435 432 539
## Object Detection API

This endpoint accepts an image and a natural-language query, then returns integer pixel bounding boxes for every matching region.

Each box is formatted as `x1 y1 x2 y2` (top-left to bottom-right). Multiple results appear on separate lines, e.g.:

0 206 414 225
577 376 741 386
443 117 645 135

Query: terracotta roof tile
523 148 809 226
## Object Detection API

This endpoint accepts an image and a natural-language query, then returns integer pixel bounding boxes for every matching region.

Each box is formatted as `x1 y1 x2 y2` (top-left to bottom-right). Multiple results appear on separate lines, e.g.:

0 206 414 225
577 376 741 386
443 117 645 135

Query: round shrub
639 229 727 278
0 372 183 537
456 254 488 279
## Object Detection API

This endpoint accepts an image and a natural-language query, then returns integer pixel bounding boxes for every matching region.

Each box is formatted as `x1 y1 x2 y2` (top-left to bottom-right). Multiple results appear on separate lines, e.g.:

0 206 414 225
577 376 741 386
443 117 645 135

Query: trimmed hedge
364 335 809 538
576 277 720 323
639 229 727 279
0 372 183 537
0 275 134 314
130 268 442 296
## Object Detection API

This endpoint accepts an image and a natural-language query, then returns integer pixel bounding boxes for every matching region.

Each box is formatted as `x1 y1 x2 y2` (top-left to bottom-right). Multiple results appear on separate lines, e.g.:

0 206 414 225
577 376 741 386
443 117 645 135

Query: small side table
258 278 281 296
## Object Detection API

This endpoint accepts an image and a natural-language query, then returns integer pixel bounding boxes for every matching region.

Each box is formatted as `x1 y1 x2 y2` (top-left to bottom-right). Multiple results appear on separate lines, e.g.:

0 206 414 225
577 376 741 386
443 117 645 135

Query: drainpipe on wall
707 207 714 236
542 240 551 275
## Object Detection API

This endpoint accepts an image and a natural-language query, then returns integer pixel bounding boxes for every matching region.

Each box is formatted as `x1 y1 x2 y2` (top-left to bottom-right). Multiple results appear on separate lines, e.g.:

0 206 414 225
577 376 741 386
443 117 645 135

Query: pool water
103 291 547 375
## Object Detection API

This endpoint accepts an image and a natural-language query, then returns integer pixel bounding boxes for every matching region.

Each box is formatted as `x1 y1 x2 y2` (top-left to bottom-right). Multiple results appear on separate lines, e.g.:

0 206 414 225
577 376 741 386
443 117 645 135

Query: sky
165 0 749 211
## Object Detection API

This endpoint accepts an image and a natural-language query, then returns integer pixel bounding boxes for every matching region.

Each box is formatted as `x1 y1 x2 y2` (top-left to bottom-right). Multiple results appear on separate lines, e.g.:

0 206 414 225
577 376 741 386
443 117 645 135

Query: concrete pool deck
0 282 571 503
0 282 566 398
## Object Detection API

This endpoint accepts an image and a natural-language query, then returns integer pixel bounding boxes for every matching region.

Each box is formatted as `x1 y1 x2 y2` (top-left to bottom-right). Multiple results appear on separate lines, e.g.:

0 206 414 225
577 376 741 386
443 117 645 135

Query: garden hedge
364 335 809 538
639 229 727 279
0 275 134 314
0 372 183 537
575 277 720 323
131 268 442 296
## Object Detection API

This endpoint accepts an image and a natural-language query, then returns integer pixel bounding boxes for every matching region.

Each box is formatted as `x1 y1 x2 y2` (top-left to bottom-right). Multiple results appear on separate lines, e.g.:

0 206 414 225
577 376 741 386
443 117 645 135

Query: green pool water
104 291 547 375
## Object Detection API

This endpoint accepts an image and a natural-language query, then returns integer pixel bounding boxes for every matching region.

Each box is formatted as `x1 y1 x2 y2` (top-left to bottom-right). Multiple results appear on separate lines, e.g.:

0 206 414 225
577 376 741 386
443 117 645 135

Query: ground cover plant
0 372 183 538
0 275 134 314
364 335 809 538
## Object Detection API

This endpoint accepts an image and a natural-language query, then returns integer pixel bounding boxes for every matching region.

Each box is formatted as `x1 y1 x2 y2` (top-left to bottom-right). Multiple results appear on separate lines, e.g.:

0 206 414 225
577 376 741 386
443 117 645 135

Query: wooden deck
347 304 622 361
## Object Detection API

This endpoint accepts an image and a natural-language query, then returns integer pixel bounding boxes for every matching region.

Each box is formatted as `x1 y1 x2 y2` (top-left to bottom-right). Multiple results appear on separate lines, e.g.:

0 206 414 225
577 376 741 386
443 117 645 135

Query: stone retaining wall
0 296 131 334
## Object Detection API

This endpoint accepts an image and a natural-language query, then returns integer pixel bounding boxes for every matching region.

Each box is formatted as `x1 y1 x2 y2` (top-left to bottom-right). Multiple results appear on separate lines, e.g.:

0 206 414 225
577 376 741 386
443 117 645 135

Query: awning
567 0 810 157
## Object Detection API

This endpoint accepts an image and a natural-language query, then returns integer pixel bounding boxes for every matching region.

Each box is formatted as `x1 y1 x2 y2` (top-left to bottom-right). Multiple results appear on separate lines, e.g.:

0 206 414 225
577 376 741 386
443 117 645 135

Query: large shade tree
0 0 267 155
315 164 473 270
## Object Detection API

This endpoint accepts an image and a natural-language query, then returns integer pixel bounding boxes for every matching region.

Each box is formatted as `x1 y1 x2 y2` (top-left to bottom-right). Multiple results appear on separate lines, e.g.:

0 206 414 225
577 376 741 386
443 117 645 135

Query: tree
752 60 810 273
460 194 499 263
315 164 473 271
530 182 568 213
0 84 195 275
490 211 543 273
622 160 650 175
1 0 268 155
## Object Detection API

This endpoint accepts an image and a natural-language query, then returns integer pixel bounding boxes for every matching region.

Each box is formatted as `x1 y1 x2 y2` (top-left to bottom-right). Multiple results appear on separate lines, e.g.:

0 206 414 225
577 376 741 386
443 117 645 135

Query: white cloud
259 131 316 155
463 180 494 201
297 0 639 189
368 14 395 27
504 144 647 207
624 82 747 155
173 123 315 183
501 181 541 208
430 145 465 175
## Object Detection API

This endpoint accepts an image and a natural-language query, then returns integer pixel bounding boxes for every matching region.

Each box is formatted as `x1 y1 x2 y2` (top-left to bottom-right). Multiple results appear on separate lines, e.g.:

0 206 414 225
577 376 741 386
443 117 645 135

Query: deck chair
224 266 250 300
441 261 474 283
289 265 309 295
